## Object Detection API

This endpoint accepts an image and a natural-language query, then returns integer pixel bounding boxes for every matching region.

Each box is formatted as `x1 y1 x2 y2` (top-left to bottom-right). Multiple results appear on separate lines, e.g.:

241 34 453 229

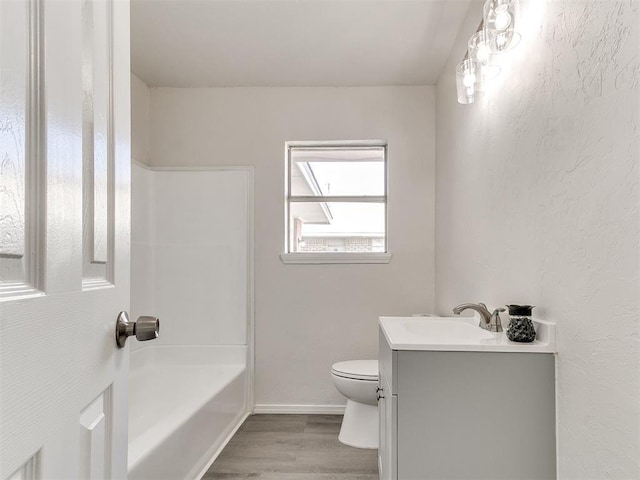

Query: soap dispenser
506 304 536 342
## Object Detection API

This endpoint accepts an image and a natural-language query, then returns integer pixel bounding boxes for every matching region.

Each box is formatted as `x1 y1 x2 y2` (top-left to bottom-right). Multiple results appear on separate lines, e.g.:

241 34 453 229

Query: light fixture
468 28 501 80
455 57 484 104
483 0 521 52
455 0 523 105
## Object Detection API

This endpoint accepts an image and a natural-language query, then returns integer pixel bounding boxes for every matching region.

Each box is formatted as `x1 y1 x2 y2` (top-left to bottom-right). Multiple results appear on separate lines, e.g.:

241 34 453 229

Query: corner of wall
434 0 484 315
131 72 151 165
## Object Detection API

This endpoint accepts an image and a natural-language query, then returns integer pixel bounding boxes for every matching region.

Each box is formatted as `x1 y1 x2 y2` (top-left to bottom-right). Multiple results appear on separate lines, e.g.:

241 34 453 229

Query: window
281 141 391 264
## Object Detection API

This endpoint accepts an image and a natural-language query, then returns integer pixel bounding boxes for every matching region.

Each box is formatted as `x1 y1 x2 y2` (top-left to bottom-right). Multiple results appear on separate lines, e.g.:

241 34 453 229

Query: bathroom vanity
377 316 557 480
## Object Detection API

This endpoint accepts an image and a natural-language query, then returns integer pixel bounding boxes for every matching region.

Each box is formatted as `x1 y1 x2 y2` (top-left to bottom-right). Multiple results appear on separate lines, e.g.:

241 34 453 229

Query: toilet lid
331 360 378 381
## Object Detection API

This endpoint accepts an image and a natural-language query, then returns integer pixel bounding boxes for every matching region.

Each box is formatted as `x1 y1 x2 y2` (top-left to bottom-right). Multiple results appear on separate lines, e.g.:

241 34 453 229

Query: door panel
0 0 41 298
0 0 27 259
0 0 131 478
6 459 36 480
82 0 113 283
79 390 110 480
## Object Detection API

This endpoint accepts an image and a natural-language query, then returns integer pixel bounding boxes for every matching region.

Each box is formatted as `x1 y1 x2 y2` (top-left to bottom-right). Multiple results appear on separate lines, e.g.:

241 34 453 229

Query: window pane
289 202 386 253
290 148 385 196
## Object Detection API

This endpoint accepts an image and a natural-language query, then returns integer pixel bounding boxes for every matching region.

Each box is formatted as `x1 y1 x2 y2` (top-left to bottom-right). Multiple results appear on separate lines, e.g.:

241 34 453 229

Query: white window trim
280 252 392 264
283 140 390 264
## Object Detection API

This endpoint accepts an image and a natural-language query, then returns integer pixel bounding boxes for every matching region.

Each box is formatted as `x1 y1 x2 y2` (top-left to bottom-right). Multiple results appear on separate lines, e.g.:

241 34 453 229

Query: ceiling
130 0 472 87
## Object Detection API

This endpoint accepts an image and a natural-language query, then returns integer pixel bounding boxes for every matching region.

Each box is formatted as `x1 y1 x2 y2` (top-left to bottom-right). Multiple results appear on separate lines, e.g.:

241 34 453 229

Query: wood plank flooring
204 414 379 480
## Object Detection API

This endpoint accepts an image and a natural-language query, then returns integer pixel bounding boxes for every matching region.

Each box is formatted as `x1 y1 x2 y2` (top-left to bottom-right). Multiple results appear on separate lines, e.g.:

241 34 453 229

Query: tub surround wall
144 86 436 408
151 168 250 347
131 74 153 353
130 163 154 354
131 73 150 165
131 164 251 349
435 0 639 478
128 164 253 478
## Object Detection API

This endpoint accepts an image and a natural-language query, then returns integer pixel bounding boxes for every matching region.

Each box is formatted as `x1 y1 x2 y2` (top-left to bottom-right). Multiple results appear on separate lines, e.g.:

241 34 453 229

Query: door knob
115 311 159 348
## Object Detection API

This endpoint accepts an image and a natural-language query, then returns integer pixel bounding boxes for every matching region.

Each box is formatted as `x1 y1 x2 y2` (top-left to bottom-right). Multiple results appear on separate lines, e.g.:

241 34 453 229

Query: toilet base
338 399 378 449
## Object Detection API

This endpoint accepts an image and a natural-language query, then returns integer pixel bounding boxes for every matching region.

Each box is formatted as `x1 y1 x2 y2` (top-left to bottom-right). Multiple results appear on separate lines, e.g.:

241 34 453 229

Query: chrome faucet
452 303 505 333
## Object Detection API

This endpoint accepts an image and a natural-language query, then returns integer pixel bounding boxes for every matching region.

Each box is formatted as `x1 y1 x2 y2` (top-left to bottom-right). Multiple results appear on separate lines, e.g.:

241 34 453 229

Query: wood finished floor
204 414 379 480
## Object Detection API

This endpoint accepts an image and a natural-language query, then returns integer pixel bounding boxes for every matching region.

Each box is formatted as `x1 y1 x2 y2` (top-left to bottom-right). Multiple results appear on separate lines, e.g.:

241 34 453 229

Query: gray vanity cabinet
378 327 556 480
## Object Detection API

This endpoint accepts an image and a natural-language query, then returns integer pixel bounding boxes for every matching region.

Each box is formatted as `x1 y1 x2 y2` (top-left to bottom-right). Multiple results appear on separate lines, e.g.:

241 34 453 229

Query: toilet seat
331 360 378 381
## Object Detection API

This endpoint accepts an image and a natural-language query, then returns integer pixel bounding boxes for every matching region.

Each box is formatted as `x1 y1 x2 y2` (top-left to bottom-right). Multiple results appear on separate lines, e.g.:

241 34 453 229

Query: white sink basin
402 318 494 343
379 315 557 353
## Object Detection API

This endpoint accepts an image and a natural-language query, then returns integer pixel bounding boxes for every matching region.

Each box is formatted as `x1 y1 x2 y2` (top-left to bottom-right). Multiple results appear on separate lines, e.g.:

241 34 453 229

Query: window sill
280 252 392 265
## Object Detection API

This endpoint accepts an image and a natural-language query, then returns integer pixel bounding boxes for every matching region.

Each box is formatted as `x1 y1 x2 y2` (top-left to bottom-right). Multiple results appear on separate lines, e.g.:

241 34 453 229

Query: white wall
146 86 436 407
436 1 639 478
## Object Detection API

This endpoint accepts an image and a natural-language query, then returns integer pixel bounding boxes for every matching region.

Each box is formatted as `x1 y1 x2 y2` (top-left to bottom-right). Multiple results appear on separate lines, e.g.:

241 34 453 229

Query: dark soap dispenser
506 304 536 342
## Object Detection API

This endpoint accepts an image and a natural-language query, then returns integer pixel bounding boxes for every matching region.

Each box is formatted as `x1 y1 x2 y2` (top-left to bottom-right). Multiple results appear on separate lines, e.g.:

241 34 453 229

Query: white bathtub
128 345 249 480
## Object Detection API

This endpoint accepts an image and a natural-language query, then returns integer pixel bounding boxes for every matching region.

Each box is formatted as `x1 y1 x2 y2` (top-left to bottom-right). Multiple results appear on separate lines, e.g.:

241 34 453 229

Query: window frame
281 140 392 265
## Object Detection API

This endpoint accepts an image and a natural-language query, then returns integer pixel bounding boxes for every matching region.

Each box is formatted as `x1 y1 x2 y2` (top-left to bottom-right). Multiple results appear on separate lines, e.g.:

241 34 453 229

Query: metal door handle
115 311 159 348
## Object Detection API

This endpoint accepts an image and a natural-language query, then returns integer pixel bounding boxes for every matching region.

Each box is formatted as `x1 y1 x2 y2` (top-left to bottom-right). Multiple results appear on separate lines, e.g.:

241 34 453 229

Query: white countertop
379 315 557 353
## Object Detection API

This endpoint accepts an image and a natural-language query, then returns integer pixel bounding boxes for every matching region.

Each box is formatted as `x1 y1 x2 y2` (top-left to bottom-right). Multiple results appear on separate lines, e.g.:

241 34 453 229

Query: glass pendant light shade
456 58 484 104
468 29 501 80
468 29 492 65
455 0 523 105
483 0 521 53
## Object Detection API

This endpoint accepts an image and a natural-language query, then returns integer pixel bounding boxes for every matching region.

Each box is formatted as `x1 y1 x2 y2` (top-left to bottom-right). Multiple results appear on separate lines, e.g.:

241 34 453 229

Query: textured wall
147 86 436 407
436 1 639 478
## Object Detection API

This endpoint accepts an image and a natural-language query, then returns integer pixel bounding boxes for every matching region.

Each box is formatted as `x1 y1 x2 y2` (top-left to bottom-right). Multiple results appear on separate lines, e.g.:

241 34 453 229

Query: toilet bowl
331 360 378 449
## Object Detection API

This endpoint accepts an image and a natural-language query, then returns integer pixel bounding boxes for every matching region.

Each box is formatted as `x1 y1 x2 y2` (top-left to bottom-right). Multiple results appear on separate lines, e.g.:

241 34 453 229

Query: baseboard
252 404 346 415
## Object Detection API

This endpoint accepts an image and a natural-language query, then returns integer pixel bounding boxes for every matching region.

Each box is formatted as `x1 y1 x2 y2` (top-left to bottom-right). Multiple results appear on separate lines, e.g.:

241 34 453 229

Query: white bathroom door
0 0 132 479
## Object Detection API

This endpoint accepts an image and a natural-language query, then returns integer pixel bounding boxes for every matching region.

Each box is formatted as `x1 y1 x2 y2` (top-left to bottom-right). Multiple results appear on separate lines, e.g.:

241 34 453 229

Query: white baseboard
253 404 346 415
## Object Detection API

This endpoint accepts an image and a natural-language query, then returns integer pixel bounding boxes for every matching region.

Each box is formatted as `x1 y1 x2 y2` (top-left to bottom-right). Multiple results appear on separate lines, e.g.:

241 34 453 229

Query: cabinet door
378 367 397 480
396 351 556 479
378 374 386 477
386 385 397 480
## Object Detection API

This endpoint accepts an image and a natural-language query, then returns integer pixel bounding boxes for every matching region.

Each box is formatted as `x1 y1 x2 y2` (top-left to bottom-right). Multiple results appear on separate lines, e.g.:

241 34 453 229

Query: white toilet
331 359 379 449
